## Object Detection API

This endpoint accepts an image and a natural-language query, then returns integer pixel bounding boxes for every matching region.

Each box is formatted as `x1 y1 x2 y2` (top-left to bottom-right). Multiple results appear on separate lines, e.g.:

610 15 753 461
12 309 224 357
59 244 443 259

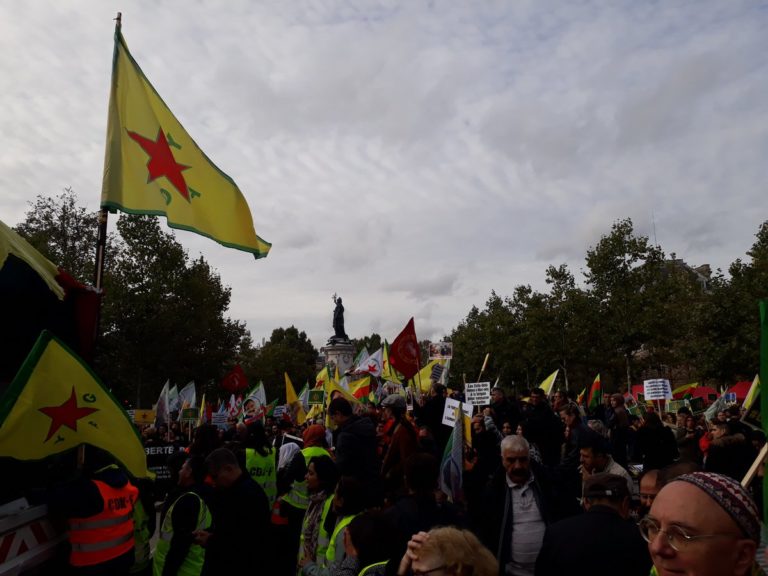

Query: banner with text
644 379 673 401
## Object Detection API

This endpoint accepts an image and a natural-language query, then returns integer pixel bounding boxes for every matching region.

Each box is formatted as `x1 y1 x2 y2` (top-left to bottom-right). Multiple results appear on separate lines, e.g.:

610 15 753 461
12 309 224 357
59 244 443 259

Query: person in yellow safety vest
301 476 367 576
50 460 139 576
297 455 339 573
337 511 401 576
129 477 157 576
153 456 212 576
279 424 332 573
244 421 278 507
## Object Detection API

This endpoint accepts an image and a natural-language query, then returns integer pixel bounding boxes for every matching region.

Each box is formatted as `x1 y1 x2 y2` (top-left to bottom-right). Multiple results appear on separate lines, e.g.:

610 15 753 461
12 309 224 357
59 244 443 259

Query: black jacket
202 473 271 575
534 505 651 576
476 462 580 575
334 415 379 483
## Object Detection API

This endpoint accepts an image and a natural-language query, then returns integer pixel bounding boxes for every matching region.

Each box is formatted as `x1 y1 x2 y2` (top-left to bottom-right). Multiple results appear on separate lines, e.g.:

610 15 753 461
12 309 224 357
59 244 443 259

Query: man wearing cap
640 471 759 576
534 473 651 576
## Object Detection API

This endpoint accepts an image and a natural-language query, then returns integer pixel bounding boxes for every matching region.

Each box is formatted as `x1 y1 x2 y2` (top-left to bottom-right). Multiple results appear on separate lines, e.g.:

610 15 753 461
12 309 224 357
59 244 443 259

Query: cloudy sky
2 1 767 351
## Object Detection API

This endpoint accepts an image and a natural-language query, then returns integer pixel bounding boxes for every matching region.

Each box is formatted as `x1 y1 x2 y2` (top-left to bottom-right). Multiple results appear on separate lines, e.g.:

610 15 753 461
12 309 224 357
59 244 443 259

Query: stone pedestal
321 339 356 375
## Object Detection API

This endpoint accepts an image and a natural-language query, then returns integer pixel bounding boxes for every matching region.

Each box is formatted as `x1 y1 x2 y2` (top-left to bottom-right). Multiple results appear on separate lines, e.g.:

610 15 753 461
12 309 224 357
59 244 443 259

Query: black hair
308 455 339 494
328 397 352 417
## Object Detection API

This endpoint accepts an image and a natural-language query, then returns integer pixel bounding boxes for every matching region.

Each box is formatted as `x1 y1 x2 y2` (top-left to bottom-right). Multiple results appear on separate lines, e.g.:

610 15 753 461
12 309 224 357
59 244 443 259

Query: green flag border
0 330 150 478
102 30 272 260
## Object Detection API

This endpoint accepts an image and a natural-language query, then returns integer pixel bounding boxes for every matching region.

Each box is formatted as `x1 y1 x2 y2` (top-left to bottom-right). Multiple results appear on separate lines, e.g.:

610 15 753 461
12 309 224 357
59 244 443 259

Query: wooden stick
741 442 768 488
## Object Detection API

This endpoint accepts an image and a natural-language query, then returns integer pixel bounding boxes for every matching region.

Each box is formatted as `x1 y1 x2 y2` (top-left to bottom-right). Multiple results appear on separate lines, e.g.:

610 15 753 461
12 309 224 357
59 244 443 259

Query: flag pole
476 353 489 383
93 10 121 294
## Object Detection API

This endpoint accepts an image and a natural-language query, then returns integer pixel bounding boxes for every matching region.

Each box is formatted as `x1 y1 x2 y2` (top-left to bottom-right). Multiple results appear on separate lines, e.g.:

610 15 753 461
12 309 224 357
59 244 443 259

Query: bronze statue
332 294 348 341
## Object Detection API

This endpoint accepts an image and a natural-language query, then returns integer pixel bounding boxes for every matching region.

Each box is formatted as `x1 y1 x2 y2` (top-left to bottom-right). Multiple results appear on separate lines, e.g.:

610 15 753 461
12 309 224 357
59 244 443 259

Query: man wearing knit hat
640 471 759 576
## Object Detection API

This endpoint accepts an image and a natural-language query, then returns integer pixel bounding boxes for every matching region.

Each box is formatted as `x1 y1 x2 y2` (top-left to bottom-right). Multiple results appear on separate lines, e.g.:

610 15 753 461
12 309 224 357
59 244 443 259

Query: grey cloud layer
1 0 766 349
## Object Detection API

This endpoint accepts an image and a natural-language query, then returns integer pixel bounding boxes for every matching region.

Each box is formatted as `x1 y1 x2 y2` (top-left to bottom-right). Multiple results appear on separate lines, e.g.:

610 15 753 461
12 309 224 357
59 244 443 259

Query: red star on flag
128 128 191 200
38 387 99 442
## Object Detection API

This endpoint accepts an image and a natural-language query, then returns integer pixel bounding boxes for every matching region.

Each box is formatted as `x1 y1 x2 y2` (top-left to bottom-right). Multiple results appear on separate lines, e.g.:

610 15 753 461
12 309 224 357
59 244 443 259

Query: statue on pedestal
330 294 348 342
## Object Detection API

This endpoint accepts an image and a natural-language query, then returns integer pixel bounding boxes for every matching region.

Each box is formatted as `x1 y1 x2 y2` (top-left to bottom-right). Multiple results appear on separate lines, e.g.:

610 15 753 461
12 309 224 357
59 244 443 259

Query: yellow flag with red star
0 331 150 478
101 26 271 258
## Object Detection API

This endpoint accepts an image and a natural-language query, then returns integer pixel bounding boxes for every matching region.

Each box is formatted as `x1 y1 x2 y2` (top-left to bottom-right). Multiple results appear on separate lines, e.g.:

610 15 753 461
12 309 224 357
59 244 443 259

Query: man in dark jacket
329 397 380 502
476 435 580 576
194 447 272 575
534 473 651 576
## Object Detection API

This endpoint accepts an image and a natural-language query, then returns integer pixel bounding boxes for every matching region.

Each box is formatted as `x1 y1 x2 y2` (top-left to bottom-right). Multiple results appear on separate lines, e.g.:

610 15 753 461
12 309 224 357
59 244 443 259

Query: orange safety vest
67 479 139 567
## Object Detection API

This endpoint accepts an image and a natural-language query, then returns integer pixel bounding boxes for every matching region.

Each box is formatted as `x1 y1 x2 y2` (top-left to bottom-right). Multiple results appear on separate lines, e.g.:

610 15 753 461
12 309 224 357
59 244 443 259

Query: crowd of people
56 382 768 576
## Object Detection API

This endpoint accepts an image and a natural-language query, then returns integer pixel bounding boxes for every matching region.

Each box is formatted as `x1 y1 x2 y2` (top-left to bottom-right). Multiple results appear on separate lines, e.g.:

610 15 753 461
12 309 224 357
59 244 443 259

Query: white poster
464 382 491 406
442 397 473 427
643 379 673 401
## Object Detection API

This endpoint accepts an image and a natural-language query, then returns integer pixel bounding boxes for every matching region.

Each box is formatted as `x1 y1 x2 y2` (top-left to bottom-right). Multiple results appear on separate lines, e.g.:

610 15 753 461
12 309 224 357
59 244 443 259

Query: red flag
389 318 420 380
221 364 248 393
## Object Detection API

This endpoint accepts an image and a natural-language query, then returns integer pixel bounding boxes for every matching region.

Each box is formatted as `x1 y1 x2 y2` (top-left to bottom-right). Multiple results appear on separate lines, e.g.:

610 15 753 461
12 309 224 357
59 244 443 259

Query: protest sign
211 413 228 429
307 390 325 406
133 409 156 425
666 399 688 414
145 442 184 499
689 397 706 415
428 341 453 360
464 382 491 406
724 392 738 404
442 397 473 427
180 408 198 422
643 379 672 401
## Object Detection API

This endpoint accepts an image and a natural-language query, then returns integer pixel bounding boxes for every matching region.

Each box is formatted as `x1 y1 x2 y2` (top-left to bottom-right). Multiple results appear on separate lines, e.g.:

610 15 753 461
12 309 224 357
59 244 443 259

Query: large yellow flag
285 373 306 426
407 360 447 393
381 341 402 384
0 331 150 477
101 27 271 258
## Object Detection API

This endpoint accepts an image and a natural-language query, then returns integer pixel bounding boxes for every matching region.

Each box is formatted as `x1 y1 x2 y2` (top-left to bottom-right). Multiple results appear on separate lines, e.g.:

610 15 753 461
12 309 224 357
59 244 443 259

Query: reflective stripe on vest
68 479 138 567
129 499 151 573
153 492 212 576
283 446 331 510
358 561 388 576
298 495 333 568
325 513 357 564
246 447 278 507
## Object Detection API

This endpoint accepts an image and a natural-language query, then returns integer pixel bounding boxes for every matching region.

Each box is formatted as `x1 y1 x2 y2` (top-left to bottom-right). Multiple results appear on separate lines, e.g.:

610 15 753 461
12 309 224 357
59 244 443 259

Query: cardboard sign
644 379 672 401
689 397 706 415
308 390 325 406
442 397 473 427
429 341 453 360
133 409 156 425
465 382 491 406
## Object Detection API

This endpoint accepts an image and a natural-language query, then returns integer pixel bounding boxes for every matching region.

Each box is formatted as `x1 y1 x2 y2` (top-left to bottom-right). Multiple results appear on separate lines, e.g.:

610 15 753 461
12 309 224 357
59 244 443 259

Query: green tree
249 326 318 402
14 187 101 283
351 333 382 358
584 218 666 389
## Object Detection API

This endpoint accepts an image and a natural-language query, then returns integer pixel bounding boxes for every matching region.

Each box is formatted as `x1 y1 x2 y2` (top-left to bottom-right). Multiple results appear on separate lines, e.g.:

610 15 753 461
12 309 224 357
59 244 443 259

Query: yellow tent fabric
101 29 270 258
0 219 64 300
0 331 150 477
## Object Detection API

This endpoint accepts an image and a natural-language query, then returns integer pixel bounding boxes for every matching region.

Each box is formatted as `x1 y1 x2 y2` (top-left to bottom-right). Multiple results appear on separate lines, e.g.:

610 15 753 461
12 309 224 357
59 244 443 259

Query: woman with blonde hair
397 527 497 576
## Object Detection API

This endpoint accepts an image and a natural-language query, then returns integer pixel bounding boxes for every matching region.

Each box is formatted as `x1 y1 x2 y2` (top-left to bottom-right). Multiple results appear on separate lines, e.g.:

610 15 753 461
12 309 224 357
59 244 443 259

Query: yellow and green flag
381 341 402 384
0 331 150 478
101 27 271 258
285 373 306 426
407 360 446 393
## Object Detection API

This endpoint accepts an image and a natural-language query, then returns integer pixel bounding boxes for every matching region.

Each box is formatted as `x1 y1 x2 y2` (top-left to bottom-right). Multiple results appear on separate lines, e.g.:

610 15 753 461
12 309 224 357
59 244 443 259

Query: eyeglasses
412 566 446 576
638 517 739 551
